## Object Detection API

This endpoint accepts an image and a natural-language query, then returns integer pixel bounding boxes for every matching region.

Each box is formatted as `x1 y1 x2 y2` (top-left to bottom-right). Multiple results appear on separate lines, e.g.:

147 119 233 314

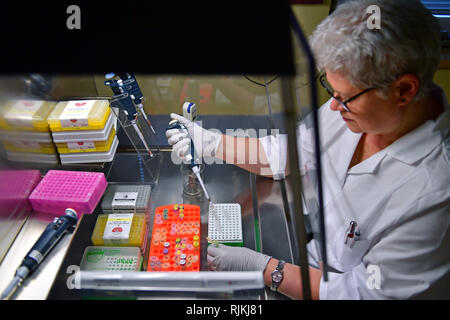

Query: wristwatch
270 260 286 292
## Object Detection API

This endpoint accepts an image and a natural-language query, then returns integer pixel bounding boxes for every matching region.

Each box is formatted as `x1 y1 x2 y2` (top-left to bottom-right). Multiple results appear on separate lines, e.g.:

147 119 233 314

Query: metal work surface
0 151 295 299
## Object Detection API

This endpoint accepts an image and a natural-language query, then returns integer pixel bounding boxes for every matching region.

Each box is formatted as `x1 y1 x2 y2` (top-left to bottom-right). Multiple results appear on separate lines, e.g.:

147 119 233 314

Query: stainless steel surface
0 210 30 265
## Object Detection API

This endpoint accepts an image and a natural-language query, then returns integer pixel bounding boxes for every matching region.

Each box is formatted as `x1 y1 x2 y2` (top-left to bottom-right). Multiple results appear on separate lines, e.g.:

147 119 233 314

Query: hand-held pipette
1 208 78 300
167 119 220 226
167 102 222 231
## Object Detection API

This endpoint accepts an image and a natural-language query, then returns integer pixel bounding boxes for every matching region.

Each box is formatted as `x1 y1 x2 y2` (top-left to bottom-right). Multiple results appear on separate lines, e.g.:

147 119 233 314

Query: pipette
104 77 153 157
113 72 156 134
181 102 222 229
206 236 220 247
167 119 221 231
1 208 78 300
167 102 222 231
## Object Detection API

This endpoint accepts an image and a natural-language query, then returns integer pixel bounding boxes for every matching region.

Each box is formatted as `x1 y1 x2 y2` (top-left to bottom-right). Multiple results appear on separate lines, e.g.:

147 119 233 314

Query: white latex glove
167 113 222 160
165 123 191 160
207 243 271 272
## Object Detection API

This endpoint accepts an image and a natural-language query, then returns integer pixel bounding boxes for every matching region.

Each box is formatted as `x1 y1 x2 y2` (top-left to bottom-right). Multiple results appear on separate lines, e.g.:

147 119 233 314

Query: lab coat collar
347 148 387 175
386 116 445 165
344 113 445 175
335 130 362 183
346 116 444 173
348 87 450 173
386 91 450 165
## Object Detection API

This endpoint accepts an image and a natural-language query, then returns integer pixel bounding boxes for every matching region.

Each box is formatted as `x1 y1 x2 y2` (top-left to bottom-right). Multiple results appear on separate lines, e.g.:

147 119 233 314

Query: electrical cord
243 75 279 87
244 72 323 90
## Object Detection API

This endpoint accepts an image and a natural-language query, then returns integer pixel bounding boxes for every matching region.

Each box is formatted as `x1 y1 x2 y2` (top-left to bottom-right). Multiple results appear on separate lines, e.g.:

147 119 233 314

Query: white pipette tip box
207 203 243 246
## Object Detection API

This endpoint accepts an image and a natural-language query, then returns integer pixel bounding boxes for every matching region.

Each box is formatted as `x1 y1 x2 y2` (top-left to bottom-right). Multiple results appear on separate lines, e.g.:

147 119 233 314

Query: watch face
272 270 283 283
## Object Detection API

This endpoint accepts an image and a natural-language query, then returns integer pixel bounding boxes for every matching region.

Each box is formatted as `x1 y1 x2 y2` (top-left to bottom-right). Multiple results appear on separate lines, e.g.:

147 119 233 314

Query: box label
59 100 95 128
103 214 134 245
112 192 138 212
67 141 96 151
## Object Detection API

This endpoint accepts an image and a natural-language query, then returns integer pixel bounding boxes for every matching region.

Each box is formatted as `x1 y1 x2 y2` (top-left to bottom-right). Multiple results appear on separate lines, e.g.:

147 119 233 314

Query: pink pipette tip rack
29 170 107 216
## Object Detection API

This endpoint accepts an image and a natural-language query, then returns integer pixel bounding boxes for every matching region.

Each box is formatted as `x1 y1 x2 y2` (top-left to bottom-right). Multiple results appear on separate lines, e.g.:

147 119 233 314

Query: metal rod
250 173 263 254
131 121 153 157
289 7 328 282
263 75 295 264
280 77 311 300
77 271 264 292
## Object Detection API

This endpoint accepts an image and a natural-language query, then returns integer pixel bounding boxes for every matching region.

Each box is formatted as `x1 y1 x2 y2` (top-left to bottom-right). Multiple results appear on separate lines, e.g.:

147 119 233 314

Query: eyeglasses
319 74 375 112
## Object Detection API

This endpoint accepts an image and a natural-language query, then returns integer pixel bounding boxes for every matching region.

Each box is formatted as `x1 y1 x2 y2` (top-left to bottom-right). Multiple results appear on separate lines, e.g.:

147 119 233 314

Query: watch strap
270 259 286 292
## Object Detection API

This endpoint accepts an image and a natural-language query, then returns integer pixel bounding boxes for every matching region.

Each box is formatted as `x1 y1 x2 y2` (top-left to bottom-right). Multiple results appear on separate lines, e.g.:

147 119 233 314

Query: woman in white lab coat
166 0 450 299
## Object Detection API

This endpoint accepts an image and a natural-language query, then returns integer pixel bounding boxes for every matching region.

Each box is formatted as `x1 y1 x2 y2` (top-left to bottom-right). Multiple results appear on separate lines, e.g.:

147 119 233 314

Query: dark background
0 0 294 75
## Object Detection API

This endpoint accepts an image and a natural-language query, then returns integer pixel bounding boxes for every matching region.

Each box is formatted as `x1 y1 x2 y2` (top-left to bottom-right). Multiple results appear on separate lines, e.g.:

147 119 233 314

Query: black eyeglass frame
319 74 376 112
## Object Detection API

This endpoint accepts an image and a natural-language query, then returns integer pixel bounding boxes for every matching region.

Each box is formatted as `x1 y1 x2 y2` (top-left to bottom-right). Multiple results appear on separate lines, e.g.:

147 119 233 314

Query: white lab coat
259 89 450 299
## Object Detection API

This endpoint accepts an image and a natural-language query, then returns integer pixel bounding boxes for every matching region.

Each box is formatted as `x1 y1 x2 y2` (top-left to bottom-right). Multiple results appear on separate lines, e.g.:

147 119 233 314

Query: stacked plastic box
0 99 58 164
47 99 119 164
92 184 153 255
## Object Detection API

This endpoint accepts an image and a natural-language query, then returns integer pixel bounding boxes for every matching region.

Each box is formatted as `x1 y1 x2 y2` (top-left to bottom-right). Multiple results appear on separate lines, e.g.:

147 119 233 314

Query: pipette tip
206 237 220 247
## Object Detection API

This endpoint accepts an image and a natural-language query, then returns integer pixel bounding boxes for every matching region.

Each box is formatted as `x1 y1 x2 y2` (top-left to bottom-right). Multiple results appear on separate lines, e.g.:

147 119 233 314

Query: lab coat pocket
339 239 371 272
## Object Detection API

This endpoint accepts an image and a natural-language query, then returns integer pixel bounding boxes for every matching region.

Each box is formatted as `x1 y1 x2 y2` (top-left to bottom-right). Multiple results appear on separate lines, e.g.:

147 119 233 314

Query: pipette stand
109 105 162 186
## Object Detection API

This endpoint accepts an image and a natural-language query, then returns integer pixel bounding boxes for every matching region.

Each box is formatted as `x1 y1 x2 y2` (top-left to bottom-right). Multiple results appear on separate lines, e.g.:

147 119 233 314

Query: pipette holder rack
109 105 162 186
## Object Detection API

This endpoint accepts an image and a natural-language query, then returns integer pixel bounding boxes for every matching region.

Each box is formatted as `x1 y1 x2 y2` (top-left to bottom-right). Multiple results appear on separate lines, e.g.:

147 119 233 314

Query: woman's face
325 70 402 136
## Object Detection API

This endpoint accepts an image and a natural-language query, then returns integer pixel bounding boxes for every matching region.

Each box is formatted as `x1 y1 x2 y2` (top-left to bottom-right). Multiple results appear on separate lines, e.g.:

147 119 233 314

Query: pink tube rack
29 170 107 215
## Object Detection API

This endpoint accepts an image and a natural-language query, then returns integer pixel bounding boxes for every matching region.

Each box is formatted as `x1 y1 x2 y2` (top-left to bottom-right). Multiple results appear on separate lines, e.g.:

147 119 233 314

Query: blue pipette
167 102 221 230
1 209 78 300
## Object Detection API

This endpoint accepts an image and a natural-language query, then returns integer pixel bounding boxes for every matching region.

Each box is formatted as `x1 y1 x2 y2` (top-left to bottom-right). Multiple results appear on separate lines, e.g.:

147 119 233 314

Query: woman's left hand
207 243 271 272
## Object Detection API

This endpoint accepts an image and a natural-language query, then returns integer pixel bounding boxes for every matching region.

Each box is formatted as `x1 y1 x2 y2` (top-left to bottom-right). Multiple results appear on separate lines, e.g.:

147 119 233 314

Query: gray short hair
309 0 441 100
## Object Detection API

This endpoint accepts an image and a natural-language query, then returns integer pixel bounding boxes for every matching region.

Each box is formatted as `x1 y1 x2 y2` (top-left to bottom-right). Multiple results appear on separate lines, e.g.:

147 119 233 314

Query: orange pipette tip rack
147 204 201 272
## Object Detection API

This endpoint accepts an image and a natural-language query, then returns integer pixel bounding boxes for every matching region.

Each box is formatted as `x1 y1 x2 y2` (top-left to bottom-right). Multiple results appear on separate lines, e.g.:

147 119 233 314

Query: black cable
243 75 279 87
